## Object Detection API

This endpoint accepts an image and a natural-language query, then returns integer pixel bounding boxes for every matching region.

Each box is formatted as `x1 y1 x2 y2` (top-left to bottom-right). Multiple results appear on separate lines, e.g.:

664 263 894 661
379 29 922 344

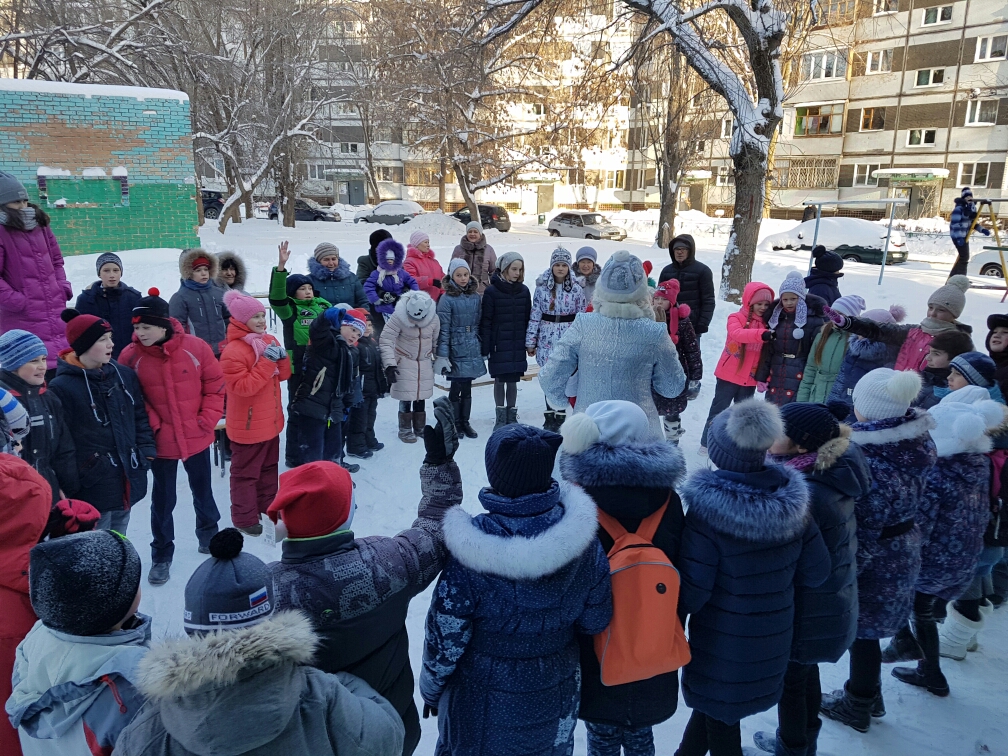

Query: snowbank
405 211 467 237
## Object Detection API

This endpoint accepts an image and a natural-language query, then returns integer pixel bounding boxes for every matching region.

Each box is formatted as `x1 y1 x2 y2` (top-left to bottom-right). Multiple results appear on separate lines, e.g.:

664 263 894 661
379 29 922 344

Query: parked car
268 198 341 222
354 200 424 225
762 217 908 265
452 204 511 232
547 211 627 241
201 190 225 220
968 248 1008 278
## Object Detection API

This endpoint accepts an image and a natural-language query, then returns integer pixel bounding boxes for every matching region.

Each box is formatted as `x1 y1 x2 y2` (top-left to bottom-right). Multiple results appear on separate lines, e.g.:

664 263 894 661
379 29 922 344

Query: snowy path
61 216 1008 756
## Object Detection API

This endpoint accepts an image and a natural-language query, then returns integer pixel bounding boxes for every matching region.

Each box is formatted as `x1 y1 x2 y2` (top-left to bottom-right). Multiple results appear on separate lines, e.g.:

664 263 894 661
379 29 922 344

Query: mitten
756 381 768 393
45 499 101 539
433 356 452 376
423 396 459 465
431 279 441 289
822 305 850 329
263 344 286 362
380 291 397 305
385 365 399 385
761 330 776 342
686 380 701 401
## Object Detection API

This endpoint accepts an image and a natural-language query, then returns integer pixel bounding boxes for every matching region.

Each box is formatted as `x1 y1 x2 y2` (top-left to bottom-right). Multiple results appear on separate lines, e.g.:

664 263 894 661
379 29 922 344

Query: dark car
452 204 511 232
268 198 341 222
201 190 225 220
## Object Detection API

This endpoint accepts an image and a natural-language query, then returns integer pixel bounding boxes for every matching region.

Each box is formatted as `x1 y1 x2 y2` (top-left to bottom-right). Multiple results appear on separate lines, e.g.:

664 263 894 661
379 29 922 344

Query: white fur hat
851 368 921 422
560 400 651 454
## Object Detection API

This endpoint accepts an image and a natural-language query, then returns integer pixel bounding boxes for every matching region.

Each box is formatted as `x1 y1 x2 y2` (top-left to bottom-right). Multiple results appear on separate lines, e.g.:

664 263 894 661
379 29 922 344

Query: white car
547 211 627 241
968 247 1008 278
762 217 907 265
354 200 424 225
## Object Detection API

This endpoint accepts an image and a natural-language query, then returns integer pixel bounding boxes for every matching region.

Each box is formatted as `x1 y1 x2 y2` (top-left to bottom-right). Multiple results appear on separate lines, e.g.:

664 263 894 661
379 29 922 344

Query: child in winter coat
575 246 601 304
115 529 405 756
219 290 291 536
271 403 460 756
119 289 226 586
949 187 991 278
366 238 419 328
169 249 229 357
480 252 531 431
754 402 870 756
653 278 702 444
48 311 155 534
804 246 844 305
675 399 829 756
796 294 865 403
347 314 389 458
404 231 445 302
986 313 1008 396
947 350 1005 402
74 252 142 360
452 221 497 294
380 289 439 444
7 530 148 756
559 401 687 756
914 329 975 408
826 305 906 419
755 271 828 407
0 331 76 503
310 242 368 309
821 369 937 733
701 281 774 450
420 423 612 756
435 259 486 439
357 229 393 336
215 250 248 293
527 246 586 431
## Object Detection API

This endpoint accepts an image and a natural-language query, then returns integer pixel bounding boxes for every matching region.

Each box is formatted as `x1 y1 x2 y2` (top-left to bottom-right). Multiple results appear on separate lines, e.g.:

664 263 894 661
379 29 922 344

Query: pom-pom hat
223 289 265 325
811 245 844 275
928 276 970 319
595 250 649 304
831 294 865 318
131 287 172 330
267 461 355 538
768 271 810 339
863 304 906 325
852 368 922 421
707 398 783 473
560 400 651 455
61 309 112 356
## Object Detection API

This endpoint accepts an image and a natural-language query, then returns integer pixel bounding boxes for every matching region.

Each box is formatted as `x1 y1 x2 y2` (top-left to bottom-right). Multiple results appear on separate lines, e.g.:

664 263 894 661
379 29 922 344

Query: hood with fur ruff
215 251 247 290
179 248 219 280
307 254 355 281
394 289 437 327
850 408 935 447
560 439 686 491
376 238 406 272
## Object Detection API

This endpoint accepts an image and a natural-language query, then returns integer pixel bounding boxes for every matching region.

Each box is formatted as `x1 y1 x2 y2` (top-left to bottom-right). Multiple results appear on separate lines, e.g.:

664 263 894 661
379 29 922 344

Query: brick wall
0 80 200 255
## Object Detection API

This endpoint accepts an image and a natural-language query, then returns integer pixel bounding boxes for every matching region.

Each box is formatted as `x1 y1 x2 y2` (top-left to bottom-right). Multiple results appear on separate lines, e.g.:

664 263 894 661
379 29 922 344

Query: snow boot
494 407 508 432
398 412 417 443
881 624 924 663
870 689 885 718
543 410 557 432
506 407 519 425
237 523 262 537
939 602 982 660
663 416 684 446
821 683 873 733
968 598 994 652
553 409 566 430
892 662 949 696
450 399 464 440
459 396 478 439
412 410 427 437
148 562 170 586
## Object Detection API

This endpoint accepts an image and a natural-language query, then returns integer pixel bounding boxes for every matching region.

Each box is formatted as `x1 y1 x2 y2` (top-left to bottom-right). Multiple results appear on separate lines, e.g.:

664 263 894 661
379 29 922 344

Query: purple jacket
0 224 73 369
364 238 418 315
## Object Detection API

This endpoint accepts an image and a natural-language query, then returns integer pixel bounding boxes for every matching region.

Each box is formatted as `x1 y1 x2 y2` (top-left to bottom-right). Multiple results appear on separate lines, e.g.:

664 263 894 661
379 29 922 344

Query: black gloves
423 704 438 719
380 291 397 305
686 380 701 401
424 396 459 464
385 366 398 385
431 279 441 289
761 330 776 342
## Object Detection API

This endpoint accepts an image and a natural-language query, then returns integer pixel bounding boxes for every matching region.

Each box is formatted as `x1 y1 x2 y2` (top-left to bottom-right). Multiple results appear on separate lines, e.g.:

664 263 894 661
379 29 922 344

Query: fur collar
216 251 247 290
593 298 656 320
681 465 810 542
576 265 601 286
442 277 479 296
560 440 686 490
850 408 935 446
307 256 353 281
136 612 317 700
442 482 598 579
815 425 851 471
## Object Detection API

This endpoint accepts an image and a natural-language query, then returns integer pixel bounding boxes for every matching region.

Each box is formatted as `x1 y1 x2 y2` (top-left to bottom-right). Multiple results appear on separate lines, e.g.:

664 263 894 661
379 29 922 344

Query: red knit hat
61 309 112 356
654 280 691 344
267 461 354 538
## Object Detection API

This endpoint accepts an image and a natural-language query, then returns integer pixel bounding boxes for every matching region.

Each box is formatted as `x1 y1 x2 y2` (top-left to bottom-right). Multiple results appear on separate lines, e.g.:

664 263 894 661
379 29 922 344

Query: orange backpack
593 500 691 686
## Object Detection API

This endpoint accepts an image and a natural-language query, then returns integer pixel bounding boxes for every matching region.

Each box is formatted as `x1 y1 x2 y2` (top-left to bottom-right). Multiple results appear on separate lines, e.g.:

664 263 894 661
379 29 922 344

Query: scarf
0 207 37 231
766 451 818 472
242 332 279 376
767 299 808 339
919 317 959 336
182 277 213 291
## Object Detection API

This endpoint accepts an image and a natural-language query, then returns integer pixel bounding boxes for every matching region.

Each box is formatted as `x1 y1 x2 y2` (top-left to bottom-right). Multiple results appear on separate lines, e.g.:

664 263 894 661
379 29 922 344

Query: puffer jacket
356 334 388 397
804 270 842 305
272 460 461 756
826 336 898 420
379 293 439 402
796 325 849 403
755 294 828 406
404 245 445 302
419 481 612 756
291 315 355 422
653 308 702 418
0 457 52 756
678 465 830 724
114 612 405 756
950 195 982 246
451 234 497 294
0 217 73 370
74 282 143 360
169 250 229 357
480 272 531 378
436 277 486 380
219 321 291 445
526 269 586 367
214 251 248 293
268 266 332 375
118 320 225 461
843 317 973 374
713 282 773 387
308 257 367 308
656 234 715 335
849 409 937 638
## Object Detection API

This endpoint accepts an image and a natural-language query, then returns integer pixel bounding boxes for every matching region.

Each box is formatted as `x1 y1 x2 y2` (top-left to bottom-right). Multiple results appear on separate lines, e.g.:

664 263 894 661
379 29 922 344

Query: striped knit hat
0 329 47 370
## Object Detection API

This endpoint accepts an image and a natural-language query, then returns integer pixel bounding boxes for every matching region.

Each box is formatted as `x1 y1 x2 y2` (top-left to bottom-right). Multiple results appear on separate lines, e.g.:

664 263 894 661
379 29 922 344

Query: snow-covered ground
61 215 1008 756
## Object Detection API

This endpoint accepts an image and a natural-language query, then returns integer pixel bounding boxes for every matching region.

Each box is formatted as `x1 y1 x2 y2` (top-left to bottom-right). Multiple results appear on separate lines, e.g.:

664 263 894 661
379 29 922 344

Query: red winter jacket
119 319 226 460
714 281 775 387
220 320 291 445
0 457 53 756
404 245 446 302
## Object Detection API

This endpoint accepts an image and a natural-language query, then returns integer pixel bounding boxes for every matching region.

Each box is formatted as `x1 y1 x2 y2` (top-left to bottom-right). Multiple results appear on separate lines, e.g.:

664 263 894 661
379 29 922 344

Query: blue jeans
96 509 131 535
150 448 220 564
585 723 655 756
960 546 1006 600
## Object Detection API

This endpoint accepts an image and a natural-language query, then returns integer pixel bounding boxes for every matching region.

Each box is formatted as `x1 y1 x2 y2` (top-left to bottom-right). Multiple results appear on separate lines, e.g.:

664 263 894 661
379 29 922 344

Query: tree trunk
439 148 447 212
764 128 779 218
194 169 206 227
454 163 480 222
720 146 767 303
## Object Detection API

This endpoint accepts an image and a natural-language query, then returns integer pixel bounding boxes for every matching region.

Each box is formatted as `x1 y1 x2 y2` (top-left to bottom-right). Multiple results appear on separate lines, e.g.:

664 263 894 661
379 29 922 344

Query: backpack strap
635 494 672 542
596 508 628 541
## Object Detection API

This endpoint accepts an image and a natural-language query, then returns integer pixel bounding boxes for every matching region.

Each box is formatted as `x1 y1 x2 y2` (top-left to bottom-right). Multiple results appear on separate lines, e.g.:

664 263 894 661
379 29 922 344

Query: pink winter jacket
713 281 774 387
404 245 445 302
893 326 934 372
0 223 73 369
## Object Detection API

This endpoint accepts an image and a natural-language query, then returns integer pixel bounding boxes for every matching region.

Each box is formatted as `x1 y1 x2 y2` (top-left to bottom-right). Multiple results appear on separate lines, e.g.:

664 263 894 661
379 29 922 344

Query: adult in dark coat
804 246 844 306
271 409 461 756
675 399 829 756
558 401 686 753
308 243 368 309
358 230 392 337
755 403 869 756
479 254 532 428
657 233 715 338
75 253 142 360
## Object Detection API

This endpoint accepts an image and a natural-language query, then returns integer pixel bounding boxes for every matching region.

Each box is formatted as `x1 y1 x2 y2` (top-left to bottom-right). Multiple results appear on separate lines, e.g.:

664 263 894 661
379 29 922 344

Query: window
959 163 990 188
854 164 882 186
907 129 937 146
605 170 625 190
976 35 1008 62
966 100 999 126
340 142 359 154
915 68 945 87
693 140 706 153
721 116 734 139
794 104 844 136
873 0 897 12
922 5 952 25
866 49 893 74
861 107 885 131
771 158 838 189
374 166 403 183
819 0 855 25
531 103 545 116
800 49 849 81
716 166 735 186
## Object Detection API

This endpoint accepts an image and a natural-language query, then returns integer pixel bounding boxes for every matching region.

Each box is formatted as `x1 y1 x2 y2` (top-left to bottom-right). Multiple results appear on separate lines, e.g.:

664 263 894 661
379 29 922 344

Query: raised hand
278 240 291 271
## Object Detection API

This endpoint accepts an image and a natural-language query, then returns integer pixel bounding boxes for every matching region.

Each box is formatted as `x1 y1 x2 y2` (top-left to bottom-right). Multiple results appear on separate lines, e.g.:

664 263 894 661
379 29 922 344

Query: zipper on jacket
246 406 253 430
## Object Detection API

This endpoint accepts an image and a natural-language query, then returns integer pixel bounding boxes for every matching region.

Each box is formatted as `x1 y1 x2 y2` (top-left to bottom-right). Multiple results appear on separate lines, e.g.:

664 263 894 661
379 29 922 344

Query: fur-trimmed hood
215 251 248 290
592 295 656 320
376 238 406 272
850 408 935 447
179 248 219 280
559 439 686 491
307 255 355 281
575 264 601 288
928 385 1007 456
394 289 437 327
811 441 872 501
441 276 480 297
681 464 810 542
442 481 598 580
813 425 852 473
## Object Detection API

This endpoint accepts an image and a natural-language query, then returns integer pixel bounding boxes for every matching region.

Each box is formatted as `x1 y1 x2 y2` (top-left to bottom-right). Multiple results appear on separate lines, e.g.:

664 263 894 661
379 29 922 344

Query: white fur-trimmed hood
850 409 935 446
592 297 656 320
442 482 598 580
928 387 1008 456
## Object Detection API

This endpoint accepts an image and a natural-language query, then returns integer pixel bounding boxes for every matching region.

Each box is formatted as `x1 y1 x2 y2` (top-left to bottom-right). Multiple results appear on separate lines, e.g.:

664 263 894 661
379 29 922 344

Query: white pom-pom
885 370 923 404
953 412 987 443
560 412 600 455
977 401 1008 431
726 398 784 450
946 275 971 293
793 327 804 339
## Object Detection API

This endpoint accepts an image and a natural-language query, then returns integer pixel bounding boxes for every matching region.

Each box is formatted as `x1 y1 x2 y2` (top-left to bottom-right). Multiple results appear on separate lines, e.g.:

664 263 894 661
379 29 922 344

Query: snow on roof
111 166 128 177
0 78 188 102
873 167 950 178
36 166 71 176
82 167 107 177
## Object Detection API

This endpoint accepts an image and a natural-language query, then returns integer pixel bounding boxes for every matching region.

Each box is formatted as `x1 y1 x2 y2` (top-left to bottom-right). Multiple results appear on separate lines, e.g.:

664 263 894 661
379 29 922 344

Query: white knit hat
852 368 922 421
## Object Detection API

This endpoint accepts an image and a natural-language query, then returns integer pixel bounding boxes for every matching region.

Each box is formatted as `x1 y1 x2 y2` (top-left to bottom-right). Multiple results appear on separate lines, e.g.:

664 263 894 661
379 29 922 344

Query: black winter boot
881 624 924 663
398 412 416 443
821 683 873 733
494 407 508 432
543 410 556 431
450 399 464 440
870 688 886 718
553 409 566 430
892 614 949 696
459 396 478 438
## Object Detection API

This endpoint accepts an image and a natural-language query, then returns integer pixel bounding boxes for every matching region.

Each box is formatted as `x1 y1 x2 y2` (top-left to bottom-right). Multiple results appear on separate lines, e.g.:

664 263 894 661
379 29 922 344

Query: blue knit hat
0 329 47 370
286 273 313 299
485 423 562 498
950 351 997 388
707 398 783 473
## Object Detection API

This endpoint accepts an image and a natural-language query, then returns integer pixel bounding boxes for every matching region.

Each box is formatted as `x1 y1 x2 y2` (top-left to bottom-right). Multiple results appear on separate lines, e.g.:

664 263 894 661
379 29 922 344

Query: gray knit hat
0 172 29 206
96 252 123 275
448 258 470 276
466 221 483 235
314 242 340 262
707 398 783 473
594 250 648 304
496 251 523 274
575 246 597 263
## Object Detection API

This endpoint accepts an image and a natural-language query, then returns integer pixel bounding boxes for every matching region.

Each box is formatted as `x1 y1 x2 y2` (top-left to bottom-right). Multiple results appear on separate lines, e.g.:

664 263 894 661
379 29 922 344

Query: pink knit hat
223 289 265 325
410 230 429 248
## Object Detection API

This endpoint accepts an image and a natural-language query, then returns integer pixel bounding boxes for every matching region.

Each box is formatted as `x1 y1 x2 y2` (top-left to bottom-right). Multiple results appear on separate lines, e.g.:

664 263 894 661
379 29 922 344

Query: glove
981 226 992 236
761 330 775 342
45 499 101 539
431 279 441 289
385 365 399 385
433 356 452 376
380 291 397 305
263 344 286 362
756 381 768 393
822 305 850 329
423 704 438 719
424 396 459 464
686 380 701 401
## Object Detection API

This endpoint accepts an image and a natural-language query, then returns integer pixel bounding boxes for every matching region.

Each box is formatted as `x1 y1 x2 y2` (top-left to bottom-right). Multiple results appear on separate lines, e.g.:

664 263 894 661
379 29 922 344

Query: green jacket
269 267 331 374
796 328 849 403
